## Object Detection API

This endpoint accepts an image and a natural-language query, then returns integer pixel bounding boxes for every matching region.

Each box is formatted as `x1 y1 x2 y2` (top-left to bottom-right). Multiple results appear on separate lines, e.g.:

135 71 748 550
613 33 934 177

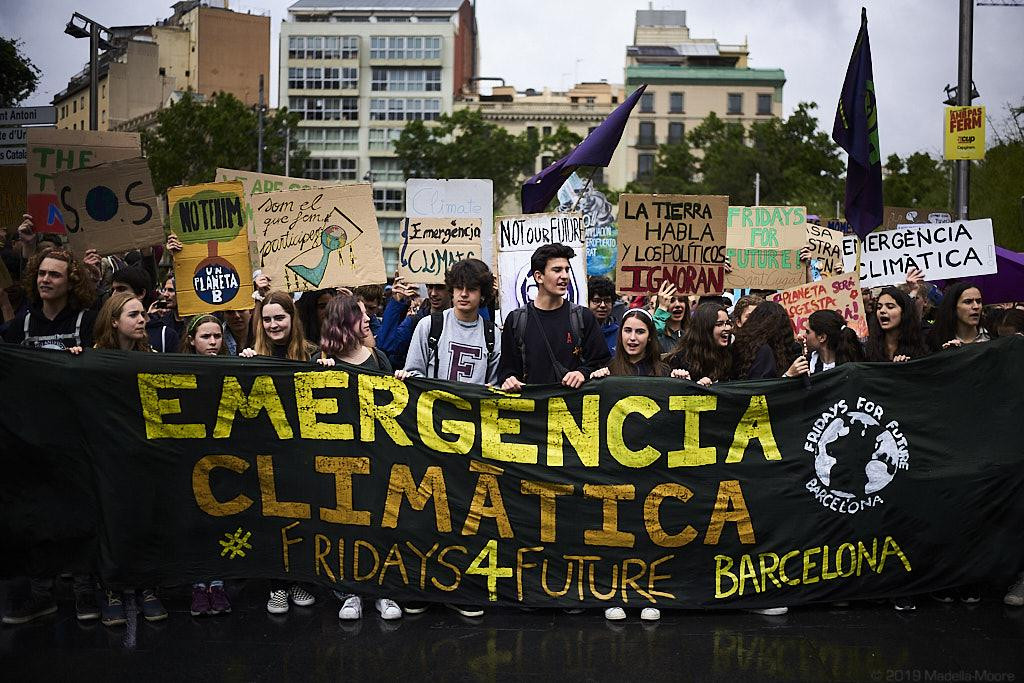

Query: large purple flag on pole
832 8 883 241
521 84 647 214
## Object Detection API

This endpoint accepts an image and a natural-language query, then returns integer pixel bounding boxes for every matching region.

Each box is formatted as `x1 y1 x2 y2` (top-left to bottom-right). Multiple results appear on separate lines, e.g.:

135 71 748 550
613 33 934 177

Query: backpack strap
568 303 585 353
427 310 445 379
483 318 495 359
161 326 167 353
509 306 529 382
73 310 84 346
23 311 31 339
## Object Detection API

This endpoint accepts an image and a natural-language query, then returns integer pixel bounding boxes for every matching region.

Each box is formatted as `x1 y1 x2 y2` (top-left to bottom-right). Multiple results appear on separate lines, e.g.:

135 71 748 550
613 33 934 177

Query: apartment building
53 1 270 132
280 0 478 272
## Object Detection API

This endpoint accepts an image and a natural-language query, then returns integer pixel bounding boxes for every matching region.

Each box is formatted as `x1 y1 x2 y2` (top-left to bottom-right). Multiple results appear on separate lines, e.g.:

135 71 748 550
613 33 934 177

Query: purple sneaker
190 585 211 616
208 584 231 615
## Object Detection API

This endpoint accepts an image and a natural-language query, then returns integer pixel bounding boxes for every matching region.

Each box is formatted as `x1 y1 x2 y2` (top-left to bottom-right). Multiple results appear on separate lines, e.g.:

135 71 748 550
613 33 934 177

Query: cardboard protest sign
56 157 164 256
841 219 997 288
406 179 494 268
615 194 727 294
557 172 618 277
806 223 845 277
397 217 482 284
881 206 953 231
25 129 140 233
0 166 26 232
824 218 854 236
252 184 387 292
723 206 806 289
944 106 985 160
168 181 254 316
770 271 868 339
496 212 586 317
216 168 339 240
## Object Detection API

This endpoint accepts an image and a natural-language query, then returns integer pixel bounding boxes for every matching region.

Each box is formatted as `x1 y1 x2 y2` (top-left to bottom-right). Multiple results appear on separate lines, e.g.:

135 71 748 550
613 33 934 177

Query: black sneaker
445 603 484 618
139 589 168 622
402 601 430 614
958 586 981 604
930 590 956 603
101 590 127 627
2 593 58 625
75 589 101 621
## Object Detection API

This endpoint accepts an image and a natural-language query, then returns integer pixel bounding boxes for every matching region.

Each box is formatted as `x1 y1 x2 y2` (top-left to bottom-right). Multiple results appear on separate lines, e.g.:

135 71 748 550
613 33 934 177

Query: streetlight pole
65 13 111 131
257 74 265 173
954 0 974 220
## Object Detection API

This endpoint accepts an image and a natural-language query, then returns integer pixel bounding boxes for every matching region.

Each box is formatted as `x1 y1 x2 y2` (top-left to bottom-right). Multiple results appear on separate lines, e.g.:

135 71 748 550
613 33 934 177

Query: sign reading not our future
496 212 587 318
841 219 997 288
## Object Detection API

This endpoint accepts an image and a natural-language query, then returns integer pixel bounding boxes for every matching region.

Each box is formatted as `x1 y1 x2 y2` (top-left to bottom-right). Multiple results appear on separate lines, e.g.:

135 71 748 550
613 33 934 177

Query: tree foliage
141 91 306 195
0 37 40 108
971 140 1024 251
882 152 950 209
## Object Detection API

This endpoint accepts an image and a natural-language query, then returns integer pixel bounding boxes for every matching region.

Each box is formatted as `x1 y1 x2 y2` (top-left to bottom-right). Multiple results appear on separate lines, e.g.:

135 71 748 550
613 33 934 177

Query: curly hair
732 294 764 326
865 287 929 362
23 248 97 310
666 302 732 381
253 291 314 360
607 309 668 377
180 314 227 354
319 294 366 359
445 258 494 307
530 243 575 276
93 292 151 352
731 301 799 379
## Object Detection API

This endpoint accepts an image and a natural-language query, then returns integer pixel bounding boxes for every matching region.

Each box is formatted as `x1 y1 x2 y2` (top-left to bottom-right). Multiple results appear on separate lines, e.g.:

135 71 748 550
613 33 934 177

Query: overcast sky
4 0 1022 159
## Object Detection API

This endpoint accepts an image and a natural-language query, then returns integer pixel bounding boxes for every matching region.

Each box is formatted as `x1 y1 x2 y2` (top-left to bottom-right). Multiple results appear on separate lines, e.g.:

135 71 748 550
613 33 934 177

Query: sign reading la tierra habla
616 194 728 294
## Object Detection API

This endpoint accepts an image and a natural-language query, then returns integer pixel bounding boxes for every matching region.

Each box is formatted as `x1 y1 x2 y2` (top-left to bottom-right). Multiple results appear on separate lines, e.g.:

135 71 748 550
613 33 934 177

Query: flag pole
571 166 599 212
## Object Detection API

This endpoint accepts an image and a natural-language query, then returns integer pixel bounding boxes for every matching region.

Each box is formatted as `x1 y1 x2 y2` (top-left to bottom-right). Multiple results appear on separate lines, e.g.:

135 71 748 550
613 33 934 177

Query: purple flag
833 8 883 241
940 247 1024 305
521 84 647 214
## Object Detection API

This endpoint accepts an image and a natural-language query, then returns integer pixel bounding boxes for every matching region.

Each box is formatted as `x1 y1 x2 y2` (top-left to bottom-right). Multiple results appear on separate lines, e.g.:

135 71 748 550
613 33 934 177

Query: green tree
882 152 951 209
0 37 40 108
971 140 1024 251
141 91 306 194
394 109 539 209
624 137 699 195
539 124 582 159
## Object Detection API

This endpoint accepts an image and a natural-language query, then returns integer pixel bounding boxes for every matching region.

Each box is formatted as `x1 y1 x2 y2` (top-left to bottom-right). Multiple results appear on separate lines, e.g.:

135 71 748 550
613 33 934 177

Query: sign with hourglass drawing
168 180 254 316
252 183 387 292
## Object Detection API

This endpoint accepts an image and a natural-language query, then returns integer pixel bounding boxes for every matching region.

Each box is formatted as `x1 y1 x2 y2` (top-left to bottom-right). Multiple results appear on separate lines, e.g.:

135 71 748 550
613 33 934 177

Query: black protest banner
2 339 1023 609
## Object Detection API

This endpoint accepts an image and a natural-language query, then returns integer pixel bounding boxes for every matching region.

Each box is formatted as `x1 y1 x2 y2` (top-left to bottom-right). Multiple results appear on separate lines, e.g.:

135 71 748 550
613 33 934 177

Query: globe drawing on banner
558 172 618 277
805 397 910 515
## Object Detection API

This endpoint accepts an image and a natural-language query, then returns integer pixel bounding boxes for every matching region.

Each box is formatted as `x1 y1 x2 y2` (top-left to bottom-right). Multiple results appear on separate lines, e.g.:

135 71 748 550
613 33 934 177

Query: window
373 188 404 212
640 92 654 113
757 93 773 115
668 122 685 144
638 121 656 147
369 127 403 150
371 68 441 91
727 93 743 115
73 100 77 113
370 157 404 182
383 248 399 275
378 218 403 242
369 97 441 121
637 153 654 179
304 157 358 180
289 96 358 120
289 35 359 59
340 68 358 89
542 126 552 137
296 127 359 151
670 92 684 113
370 35 442 59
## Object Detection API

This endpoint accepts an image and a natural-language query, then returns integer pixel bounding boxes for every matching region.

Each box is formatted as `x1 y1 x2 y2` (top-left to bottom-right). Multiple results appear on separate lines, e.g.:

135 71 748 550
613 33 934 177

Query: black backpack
426 311 496 379
505 302 586 382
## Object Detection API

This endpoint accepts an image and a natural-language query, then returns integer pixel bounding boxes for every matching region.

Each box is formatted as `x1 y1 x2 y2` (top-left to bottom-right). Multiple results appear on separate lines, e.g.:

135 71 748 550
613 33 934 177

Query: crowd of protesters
2 210 1023 627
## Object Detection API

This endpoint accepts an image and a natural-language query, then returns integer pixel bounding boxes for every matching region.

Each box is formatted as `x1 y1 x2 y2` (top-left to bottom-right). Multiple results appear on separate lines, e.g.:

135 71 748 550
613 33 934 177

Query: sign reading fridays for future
497 212 587 318
724 206 806 290
398 217 482 284
615 194 728 295
168 180 254 316
841 219 997 288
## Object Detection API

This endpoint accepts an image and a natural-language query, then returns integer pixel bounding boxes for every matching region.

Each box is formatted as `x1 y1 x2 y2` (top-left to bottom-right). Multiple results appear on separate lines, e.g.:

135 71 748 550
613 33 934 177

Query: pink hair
319 294 364 358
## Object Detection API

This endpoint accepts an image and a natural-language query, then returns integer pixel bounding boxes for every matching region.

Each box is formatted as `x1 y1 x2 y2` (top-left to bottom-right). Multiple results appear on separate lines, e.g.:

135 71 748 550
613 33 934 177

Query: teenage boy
499 243 610 390
398 258 500 385
588 276 619 355
379 279 452 368
3 248 97 350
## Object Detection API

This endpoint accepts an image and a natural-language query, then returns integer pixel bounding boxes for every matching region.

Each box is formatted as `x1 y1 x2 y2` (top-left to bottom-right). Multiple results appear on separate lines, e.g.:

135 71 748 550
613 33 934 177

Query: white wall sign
406 179 494 269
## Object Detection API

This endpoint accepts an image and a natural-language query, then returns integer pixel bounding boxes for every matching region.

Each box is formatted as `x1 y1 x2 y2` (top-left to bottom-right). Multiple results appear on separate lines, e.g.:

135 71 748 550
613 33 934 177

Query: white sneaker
1004 573 1024 607
288 584 315 607
338 595 361 620
747 606 788 615
604 607 626 620
376 598 402 620
640 607 661 621
266 589 289 614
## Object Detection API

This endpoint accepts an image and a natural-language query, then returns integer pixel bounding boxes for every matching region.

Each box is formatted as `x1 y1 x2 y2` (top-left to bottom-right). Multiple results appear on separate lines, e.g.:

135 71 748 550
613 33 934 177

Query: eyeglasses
590 297 614 305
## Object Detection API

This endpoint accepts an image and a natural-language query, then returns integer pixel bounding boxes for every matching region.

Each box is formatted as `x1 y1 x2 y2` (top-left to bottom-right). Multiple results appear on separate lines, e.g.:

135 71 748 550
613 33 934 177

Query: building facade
280 0 478 272
610 9 786 190
53 1 270 132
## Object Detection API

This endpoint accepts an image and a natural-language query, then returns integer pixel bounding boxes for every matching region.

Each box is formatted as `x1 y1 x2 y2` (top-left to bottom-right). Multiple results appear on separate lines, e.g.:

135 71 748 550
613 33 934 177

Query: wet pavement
2 580 1022 681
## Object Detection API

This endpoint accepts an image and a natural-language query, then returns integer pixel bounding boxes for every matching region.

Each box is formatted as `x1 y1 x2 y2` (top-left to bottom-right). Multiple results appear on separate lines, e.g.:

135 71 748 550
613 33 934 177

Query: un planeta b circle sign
193 256 241 305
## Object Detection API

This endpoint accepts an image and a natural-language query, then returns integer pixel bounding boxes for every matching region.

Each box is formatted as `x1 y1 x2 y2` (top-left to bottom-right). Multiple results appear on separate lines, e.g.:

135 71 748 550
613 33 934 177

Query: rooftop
626 65 785 86
635 9 686 27
288 0 462 10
